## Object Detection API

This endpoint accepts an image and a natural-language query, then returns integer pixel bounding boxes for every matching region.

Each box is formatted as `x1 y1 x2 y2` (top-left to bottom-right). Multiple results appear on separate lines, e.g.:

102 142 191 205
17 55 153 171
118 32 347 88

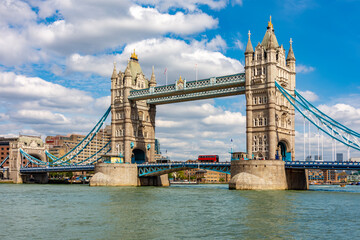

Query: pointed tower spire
287 38 296 61
245 30 254 54
111 61 117 79
149 66 156 87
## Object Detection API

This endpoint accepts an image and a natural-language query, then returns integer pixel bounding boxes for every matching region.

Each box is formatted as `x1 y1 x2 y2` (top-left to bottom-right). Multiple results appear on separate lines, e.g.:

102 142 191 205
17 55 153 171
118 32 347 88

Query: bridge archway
132 149 145 164
277 141 291 161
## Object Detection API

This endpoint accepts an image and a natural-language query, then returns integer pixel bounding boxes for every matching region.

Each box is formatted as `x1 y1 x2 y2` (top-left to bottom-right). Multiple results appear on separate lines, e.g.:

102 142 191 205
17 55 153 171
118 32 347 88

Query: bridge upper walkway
19 161 360 176
128 73 245 104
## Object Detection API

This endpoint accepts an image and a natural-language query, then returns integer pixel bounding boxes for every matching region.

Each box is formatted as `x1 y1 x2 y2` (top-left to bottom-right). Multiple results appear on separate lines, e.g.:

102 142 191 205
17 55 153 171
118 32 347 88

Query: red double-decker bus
197 155 219 162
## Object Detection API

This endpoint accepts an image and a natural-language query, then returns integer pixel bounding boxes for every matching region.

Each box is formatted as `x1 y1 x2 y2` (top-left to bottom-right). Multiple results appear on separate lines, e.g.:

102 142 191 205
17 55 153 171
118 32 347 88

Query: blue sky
0 0 359 161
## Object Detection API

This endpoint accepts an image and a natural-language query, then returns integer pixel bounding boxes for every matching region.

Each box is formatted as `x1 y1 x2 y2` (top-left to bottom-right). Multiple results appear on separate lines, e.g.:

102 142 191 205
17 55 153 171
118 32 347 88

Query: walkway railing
129 73 245 103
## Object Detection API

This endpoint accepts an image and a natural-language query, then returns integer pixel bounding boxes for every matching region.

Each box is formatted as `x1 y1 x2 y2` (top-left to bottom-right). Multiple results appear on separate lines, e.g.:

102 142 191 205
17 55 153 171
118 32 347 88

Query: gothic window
257 53 262 61
257 68 262 76
264 118 268 126
263 67 266 75
276 53 279 61
138 130 142 137
264 96 267 103
139 111 143 121
259 118 263 126
264 52 267 60
259 97 262 104
254 119 258 127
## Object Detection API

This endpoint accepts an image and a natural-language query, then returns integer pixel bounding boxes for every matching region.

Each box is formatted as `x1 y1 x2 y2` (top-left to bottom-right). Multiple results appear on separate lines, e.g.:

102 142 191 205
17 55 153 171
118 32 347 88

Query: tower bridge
6 18 360 189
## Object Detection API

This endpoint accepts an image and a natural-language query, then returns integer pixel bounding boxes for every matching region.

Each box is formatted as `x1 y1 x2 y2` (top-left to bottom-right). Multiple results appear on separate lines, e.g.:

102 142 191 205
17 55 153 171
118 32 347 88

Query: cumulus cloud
0 71 110 137
0 0 219 66
296 64 315 74
156 100 247 161
67 37 243 82
0 72 93 110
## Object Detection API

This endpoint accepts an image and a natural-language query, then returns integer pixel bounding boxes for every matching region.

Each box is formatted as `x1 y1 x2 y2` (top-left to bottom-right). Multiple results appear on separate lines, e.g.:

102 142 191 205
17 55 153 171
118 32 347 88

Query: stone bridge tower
9 135 48 183
244 18 296 161
111 51 156 163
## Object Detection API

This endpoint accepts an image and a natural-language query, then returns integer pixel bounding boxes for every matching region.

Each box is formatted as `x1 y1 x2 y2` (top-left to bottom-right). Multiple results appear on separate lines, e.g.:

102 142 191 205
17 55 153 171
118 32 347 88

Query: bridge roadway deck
128 73 245 105
19 161 360 175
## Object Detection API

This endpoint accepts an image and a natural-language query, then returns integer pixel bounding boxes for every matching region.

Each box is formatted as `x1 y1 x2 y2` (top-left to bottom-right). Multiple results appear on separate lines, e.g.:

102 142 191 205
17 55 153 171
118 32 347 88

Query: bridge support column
90 163 169 187
285 168 309 190
90 163 139 186
229 160 288 190
139 175 169 186
229 160 308 190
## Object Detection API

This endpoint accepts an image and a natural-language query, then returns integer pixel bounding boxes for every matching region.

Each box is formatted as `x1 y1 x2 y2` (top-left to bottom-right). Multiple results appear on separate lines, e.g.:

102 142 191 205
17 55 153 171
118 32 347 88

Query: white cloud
297 90 319 102
11 110 70 125
0 71 110 137
234 39 244 51
135 0 227 11
0 72 93 110
296 64 315 74
205 35 227 52
66 37 243 82
203 111 245 125
156 100 246 161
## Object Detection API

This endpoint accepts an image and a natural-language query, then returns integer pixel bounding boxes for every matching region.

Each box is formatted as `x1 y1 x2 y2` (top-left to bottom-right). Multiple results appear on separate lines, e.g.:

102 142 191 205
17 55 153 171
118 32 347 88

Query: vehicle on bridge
197 155 219 163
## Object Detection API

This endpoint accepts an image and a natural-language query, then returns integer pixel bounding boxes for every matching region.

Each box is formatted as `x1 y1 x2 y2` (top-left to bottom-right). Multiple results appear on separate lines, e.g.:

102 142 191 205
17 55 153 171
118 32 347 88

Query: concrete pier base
229 160 288 190
229 160 308 190
90 163 169 187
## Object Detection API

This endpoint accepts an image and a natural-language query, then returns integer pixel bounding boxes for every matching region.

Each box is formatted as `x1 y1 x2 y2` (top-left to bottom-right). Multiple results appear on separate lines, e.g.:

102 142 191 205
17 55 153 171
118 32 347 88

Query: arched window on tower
253 97 257 104
259 118 263 126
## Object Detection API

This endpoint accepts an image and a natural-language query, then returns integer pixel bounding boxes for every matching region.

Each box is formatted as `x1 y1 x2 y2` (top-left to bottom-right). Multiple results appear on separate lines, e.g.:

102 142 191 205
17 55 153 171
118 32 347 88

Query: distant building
336 153 343 162
308 169 324 181
350 157 360 162
0 137 17 169
305 155 312 161
314 155 322 161
195 169 231 183
45 125 111 163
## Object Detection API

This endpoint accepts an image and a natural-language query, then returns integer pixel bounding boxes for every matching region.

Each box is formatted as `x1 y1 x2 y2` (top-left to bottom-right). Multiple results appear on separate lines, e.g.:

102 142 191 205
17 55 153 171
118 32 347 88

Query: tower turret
286 38 296 72
149 66 156 87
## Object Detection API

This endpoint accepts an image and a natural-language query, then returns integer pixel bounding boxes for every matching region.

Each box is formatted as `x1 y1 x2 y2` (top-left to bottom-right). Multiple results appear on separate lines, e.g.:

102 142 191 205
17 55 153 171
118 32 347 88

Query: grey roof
245 38 254 53
287 44 296 61
261 28 279 50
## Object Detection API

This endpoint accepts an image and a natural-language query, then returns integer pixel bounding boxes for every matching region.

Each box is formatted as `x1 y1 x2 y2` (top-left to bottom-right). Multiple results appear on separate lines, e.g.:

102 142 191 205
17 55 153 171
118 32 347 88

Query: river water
0 184 359 240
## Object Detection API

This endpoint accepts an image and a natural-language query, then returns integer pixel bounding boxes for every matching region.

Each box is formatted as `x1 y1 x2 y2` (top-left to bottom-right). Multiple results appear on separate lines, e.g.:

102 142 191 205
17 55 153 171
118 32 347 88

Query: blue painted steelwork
20 165 95 173
45 106 111 165
138 162 231 177
0 156 9 167
20 141 111 167
275 82 360 151
129 73 245 104
285 161 360 170
20 161 360 174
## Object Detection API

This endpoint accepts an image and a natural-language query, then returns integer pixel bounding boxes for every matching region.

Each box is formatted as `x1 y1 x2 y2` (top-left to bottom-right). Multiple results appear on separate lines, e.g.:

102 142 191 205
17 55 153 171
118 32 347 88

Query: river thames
0 184 359 239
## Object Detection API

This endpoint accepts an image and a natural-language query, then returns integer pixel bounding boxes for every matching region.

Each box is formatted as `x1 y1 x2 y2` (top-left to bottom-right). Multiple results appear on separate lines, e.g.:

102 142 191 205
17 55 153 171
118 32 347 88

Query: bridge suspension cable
275 82 360 153
0 156 9 167
20 106 112 167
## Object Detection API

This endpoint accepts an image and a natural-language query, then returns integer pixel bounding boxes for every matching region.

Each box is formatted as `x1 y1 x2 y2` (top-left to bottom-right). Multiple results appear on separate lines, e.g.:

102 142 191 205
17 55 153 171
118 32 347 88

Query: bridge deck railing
129 73 245 100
